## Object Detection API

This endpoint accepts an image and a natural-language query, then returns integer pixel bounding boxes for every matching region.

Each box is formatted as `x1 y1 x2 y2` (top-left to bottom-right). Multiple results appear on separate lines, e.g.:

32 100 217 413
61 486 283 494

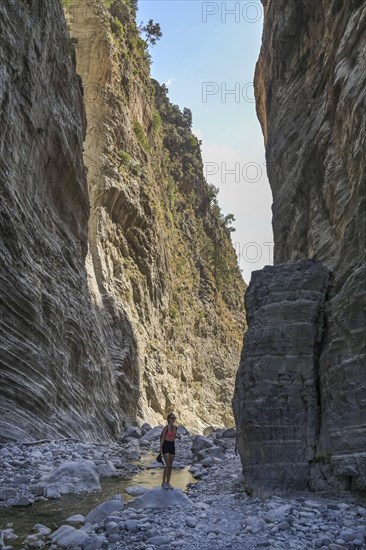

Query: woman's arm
160 426 167 452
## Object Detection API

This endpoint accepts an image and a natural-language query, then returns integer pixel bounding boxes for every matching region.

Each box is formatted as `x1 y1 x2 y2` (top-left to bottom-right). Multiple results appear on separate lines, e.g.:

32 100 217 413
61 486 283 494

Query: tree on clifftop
140 19 162 46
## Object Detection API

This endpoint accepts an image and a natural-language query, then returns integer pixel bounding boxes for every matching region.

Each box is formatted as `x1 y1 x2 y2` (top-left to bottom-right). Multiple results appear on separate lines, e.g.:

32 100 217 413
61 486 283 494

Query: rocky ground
0 426 365 549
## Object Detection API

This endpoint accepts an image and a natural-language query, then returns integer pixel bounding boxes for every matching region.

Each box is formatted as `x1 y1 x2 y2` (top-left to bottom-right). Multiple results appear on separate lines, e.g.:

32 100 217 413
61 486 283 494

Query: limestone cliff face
234 0 366 494
66 0 246 432
0 0 245 441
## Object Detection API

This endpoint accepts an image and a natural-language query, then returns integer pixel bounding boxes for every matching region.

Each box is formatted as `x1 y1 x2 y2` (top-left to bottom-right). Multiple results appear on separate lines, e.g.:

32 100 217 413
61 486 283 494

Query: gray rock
191 436 214 456
0 488 17 500
29 484 44 496
41 460 100 495
200 456 215 467
124 519 139 532
50 525 91 547
105 521 120 535
66 514 85 524
177 425 189 436
149 535 171 546
121 426 142 440
108 534 121 544
103 515 125 528
140 426 164 443
96 461 119 478
85 497 124 524
222 428 236 438
339 529 358 542
127 487 192 510
244 516 266 533
13 495 32 507
84 534 107 550
186 517 197 528
0 0 129 443
45 487 61 499
140 423 153 434
33 524 51 536
125 485 149 496
197 446 225 462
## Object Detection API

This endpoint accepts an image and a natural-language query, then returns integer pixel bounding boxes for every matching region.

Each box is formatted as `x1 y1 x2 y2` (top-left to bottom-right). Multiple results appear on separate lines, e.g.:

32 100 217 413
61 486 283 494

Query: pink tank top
164 425 177 442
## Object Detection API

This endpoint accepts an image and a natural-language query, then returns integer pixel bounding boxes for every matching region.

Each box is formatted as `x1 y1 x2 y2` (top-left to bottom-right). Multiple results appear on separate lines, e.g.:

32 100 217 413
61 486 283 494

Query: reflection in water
0 453 196 548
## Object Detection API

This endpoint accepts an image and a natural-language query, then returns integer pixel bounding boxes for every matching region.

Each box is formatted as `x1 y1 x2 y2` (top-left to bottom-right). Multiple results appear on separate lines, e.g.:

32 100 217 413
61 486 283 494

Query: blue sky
138 1 273 283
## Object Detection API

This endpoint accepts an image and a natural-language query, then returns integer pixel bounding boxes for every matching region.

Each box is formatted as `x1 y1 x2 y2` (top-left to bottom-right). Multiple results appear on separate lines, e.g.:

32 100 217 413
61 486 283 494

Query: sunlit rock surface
235 0 366 494
66 0 246 432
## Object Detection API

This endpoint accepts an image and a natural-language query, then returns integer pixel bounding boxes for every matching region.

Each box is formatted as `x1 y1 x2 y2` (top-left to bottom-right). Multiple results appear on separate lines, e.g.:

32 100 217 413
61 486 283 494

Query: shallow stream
0 453 196 548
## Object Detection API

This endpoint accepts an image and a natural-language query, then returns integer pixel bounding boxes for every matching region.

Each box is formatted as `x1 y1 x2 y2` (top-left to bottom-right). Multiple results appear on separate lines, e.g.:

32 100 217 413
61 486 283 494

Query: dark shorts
162 440 175 455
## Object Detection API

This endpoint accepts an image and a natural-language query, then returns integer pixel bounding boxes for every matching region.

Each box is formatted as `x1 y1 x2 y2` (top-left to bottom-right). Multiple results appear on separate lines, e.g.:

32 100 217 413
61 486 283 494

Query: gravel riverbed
0 426 365 549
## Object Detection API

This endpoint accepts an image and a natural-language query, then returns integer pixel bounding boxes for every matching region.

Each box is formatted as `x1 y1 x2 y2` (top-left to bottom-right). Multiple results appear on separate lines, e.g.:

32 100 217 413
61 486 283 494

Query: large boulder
96 461 119 478
177 425 190 436
121 426 142 441
50 525 106 548
40 460 100 496
127 487 192 510
140 426 164 443
85 497 125 524
140 423 153 434
233 261 331 495
191 436 214 457
222 428 236 438
196 446 225 462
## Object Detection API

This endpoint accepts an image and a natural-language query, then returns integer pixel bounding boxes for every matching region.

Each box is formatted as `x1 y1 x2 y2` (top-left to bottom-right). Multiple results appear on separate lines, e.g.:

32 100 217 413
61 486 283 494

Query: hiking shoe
167 483 173 490
161 482 169 490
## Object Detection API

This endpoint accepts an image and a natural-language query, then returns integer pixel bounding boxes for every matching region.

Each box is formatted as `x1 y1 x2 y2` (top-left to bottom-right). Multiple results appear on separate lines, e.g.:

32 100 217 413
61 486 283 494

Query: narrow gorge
0 0 245 442
0 0 365 510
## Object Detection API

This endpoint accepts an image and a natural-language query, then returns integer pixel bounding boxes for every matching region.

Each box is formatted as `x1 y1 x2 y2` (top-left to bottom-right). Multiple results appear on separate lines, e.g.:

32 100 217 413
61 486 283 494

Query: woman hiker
160 412 181 489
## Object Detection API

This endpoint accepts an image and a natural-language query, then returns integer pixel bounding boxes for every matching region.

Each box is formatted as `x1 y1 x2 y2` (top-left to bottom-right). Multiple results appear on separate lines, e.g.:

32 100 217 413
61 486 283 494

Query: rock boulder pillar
233 260 331 496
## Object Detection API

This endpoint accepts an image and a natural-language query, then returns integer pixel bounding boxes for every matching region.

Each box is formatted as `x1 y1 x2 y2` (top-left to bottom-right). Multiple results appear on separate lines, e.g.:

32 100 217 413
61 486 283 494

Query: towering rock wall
66 0 246 432
0 0 245 441
234 0 366 494
0 0 121 441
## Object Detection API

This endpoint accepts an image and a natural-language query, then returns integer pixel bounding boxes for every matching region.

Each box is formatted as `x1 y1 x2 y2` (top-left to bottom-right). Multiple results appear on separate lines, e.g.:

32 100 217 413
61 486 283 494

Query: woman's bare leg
167 454 174 484
163 453 170 484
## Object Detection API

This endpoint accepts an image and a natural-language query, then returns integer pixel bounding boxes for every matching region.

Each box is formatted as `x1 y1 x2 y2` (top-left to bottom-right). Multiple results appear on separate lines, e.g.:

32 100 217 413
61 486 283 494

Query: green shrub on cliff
118 150 131 167
133 120 150 151
112 17 124 39
152 111 162 134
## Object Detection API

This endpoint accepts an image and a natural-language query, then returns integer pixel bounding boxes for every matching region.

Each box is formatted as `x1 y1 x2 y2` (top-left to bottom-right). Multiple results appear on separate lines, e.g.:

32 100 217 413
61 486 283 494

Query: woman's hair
167 412 176 421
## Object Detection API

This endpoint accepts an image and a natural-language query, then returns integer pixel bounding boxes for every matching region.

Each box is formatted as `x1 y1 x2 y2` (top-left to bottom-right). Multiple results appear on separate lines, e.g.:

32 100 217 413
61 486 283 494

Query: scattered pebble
1 427 365 549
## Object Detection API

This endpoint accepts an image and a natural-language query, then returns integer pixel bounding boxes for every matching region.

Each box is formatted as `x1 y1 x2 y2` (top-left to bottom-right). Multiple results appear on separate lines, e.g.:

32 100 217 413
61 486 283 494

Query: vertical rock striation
65 0 246 432
234 0 366 494
0 0 122 441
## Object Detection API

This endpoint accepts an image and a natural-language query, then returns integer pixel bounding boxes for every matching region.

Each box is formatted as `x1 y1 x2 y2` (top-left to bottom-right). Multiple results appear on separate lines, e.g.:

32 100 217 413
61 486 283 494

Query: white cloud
164 77 175 87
